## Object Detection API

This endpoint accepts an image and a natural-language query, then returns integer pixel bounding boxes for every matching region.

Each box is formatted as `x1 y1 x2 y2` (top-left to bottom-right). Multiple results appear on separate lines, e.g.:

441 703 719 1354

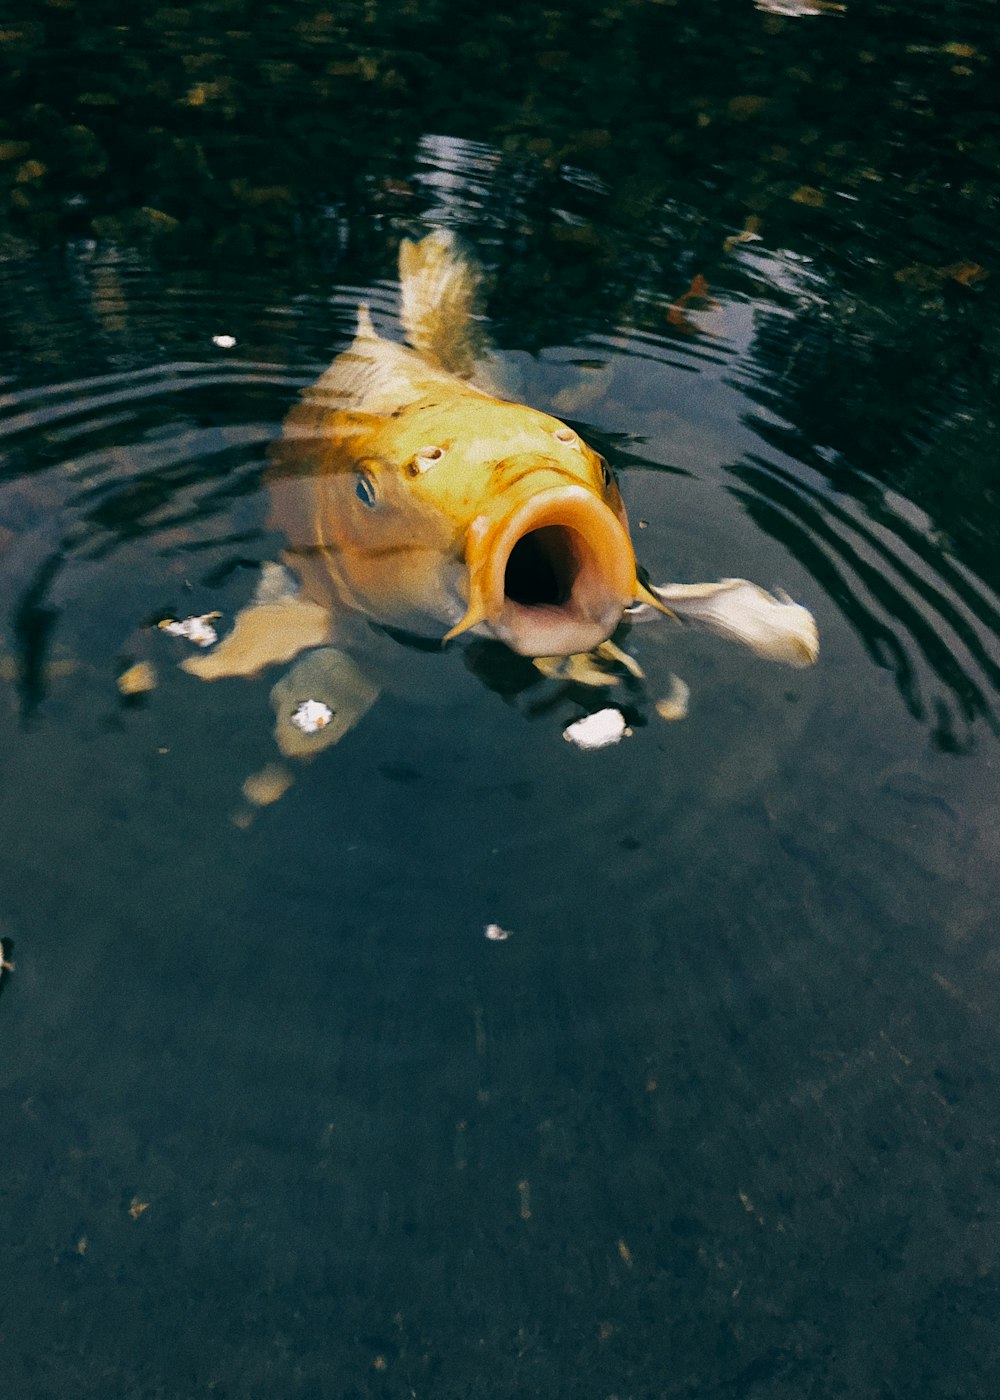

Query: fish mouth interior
503 526 576 608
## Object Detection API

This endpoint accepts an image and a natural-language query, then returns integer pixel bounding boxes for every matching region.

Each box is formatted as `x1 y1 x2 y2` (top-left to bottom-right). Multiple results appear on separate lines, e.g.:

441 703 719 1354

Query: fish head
271 393 647 656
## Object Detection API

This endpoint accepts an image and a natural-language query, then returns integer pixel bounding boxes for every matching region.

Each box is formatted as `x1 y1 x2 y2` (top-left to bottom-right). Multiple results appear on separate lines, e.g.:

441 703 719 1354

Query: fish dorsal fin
398 228 487 379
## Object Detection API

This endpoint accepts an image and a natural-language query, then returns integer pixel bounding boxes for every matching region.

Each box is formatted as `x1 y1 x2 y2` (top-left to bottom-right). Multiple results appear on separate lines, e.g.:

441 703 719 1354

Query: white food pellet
159 614 219 648
290 699 334 734
563 707 630 750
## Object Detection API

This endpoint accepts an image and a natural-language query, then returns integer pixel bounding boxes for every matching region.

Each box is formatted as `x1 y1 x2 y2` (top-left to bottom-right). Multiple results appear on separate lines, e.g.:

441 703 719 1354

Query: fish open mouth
451 483 639 656
504 527 576 608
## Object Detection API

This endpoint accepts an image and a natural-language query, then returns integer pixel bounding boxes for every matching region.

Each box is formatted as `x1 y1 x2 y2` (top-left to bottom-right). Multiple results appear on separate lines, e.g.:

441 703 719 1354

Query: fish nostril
409 445 444 475
553 427 577 445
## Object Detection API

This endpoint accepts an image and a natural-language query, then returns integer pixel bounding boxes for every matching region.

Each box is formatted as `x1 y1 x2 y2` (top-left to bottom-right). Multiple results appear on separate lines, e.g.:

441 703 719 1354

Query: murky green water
2 3 999 1396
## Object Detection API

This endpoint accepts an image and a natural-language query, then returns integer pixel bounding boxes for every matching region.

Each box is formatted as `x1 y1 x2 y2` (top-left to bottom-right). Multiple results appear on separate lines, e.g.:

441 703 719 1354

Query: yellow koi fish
182 230 817 774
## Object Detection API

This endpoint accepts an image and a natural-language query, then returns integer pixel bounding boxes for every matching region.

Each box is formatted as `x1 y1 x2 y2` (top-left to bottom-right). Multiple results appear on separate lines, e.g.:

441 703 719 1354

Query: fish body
182 230 818 783
269 243 645 658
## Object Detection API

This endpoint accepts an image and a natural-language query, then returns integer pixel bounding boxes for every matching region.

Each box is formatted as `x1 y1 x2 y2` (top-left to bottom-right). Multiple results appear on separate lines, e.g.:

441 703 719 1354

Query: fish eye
355 473 377 507
553 426 577 445
599 457 614 489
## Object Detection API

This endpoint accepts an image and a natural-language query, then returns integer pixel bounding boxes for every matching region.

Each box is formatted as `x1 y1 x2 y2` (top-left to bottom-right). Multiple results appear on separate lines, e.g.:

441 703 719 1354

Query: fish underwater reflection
179 230 818 800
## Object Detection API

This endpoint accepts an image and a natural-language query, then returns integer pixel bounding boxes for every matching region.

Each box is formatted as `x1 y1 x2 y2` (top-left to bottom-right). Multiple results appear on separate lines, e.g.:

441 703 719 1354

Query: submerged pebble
242 763 294 807
117 661 157 696
655 674 690 722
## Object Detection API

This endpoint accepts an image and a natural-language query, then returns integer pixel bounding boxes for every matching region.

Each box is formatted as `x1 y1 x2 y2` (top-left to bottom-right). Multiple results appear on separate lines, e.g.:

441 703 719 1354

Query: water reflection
413 134 506 228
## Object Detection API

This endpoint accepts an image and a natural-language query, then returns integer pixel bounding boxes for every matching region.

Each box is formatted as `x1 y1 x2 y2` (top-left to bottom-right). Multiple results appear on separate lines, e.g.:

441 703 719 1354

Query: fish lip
467 484 638 657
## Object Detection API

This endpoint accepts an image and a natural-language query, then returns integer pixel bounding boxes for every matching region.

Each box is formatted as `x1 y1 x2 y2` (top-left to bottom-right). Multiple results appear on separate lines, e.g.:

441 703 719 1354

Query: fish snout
450 480 639 656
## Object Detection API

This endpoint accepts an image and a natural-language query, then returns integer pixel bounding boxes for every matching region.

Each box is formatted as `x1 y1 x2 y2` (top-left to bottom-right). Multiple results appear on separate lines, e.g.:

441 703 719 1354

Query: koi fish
181 230 817 770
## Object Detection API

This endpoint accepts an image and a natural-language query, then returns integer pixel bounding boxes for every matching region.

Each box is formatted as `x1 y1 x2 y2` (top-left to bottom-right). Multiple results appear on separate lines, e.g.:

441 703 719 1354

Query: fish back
301 304 462 419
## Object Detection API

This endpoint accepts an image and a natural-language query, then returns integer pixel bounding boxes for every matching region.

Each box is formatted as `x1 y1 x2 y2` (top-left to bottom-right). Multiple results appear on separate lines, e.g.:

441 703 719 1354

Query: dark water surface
2 3 1000 1397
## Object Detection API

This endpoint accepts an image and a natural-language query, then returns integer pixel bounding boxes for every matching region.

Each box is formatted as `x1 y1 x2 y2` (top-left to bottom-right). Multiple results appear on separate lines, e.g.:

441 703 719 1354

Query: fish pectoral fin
180 597 333 681
533 640 644 688
594 640 645 680
270 647 379 759
533 654 609 686
650 578 819 667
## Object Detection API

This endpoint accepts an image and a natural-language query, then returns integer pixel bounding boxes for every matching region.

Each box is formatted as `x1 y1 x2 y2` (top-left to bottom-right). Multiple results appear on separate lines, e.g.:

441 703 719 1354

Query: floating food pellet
563 708 630 750
290 699 334 734
212 334 237 348
159 613 220 648
484 923 512 942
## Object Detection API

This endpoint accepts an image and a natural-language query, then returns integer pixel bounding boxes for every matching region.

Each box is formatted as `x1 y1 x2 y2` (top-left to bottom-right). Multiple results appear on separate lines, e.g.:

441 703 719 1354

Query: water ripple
0 363 305 449
726 451 1000 750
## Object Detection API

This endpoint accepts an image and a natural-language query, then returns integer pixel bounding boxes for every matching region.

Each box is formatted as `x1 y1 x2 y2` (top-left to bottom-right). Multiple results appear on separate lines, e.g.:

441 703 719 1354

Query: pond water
2 3 999 1396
